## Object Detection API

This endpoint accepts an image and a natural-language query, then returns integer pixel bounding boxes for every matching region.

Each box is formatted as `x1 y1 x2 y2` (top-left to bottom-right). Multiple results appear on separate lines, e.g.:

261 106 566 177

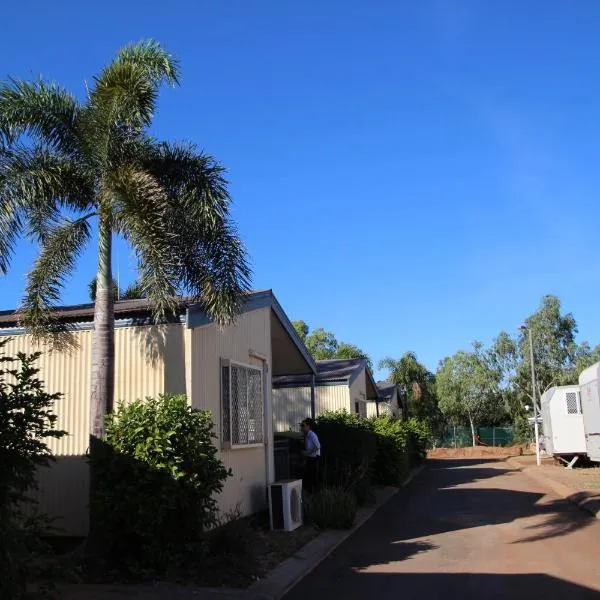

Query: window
221 360 264 447
566 392 580 415
354 401 360 414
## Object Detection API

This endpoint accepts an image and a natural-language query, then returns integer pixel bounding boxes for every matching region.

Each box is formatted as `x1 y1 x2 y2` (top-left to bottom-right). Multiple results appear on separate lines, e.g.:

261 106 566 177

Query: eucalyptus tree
293 321 373 369
436 343 504 446
0 41 251 446
490 296 597 422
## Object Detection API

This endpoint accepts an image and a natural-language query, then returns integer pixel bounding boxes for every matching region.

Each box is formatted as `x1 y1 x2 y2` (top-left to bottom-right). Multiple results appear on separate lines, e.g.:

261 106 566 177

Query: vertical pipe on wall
310 374 316 419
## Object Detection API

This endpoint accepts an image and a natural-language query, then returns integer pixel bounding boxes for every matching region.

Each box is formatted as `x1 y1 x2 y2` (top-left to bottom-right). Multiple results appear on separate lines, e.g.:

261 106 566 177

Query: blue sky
2 1 600 379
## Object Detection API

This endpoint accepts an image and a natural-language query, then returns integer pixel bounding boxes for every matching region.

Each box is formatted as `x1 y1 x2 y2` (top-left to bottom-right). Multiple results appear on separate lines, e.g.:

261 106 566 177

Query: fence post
493 428 496 447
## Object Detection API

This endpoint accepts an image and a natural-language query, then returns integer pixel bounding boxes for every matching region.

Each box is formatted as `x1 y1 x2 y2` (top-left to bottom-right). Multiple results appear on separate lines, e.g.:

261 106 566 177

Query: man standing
301 418 320 493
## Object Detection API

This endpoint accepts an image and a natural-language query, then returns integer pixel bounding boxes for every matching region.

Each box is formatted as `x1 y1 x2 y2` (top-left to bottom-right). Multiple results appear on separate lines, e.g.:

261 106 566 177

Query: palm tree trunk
90 212 115 438
88 212 114 548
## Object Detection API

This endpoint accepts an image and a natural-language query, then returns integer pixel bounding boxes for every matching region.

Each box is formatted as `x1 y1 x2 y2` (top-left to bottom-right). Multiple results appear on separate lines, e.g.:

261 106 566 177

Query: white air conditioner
269 479 303 531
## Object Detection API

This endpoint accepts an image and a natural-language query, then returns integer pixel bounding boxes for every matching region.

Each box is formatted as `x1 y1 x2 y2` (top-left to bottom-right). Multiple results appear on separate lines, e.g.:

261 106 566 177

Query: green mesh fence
440 426 514 448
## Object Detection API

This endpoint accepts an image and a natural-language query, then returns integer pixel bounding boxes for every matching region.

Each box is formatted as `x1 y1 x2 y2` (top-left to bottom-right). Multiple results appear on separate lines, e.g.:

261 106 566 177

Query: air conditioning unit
269 479 303 531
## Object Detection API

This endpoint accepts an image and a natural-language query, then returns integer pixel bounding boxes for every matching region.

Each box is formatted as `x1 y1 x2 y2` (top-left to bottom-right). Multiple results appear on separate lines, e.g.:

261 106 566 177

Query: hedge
314 411 431 497
314 411 377 504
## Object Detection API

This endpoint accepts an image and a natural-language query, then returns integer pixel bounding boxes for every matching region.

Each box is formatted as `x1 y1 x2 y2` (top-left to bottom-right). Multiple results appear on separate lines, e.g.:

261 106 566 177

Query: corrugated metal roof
273 357 367 386
377 382 396 400
0 298 190 327
0 290 271 328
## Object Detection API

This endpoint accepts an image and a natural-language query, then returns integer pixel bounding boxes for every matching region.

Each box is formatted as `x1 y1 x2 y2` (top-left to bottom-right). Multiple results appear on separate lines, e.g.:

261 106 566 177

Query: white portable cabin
540 385 586 456
578 361 600 462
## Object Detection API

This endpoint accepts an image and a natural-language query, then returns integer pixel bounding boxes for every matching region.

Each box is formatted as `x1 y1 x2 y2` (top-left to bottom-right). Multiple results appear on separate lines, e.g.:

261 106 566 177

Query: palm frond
21 216 92 339
89 40 179 130
81 42 179 170
0 192 23 275
178 220 252 324
141 142 251 323
0 79 79 152
0 144 94 247
109 166 179 317
145 142 230 225
115 39 180 86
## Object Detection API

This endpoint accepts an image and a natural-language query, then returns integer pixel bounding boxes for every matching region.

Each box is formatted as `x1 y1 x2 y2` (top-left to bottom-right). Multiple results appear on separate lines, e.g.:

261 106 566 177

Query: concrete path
284 458 600 599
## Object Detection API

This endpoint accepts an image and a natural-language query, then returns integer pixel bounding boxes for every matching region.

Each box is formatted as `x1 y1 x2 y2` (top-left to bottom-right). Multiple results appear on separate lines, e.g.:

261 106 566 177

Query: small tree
436 344 504 446
0 339 65 598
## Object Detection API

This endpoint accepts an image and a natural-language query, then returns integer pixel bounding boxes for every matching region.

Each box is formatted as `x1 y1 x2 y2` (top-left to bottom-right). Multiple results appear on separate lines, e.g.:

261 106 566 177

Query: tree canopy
379 352 440 424
292 320 373 370
436 343 505 446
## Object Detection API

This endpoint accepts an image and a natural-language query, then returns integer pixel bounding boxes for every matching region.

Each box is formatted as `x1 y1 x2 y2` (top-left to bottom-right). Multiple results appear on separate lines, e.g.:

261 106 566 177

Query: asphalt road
285 458 600 599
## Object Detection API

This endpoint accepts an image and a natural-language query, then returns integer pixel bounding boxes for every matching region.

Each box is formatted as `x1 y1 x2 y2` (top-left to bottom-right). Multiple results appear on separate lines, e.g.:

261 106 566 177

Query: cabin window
221 360 264 447
566 392 580 415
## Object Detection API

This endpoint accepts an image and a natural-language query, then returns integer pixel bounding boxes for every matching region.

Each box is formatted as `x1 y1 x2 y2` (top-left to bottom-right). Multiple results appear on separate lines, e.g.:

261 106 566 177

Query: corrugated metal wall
366 401 379 418
2 330 92 457
273 383 351 431
189 307 272 517
1 324 184 535
3 312 276 533
272 386 311 433
315 384 351 414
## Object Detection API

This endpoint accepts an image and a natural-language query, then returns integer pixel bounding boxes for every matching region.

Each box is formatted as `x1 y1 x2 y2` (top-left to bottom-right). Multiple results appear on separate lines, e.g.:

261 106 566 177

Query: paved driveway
285 458 600 599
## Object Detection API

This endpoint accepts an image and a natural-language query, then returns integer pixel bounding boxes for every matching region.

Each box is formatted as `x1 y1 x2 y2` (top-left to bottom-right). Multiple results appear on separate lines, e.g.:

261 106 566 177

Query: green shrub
405 417 432 466
315 411 377 504
365 416 411 486
89 394 231 578
0 341 66 599
305 486 357 529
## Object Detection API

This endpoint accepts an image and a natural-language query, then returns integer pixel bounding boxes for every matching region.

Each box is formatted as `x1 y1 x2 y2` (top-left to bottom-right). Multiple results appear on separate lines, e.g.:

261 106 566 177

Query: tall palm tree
379 352 434 419
0 41 251 444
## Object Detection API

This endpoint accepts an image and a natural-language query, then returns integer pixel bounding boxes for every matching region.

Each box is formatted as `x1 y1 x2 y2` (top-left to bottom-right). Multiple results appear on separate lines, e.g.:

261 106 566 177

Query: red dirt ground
428 446 524 459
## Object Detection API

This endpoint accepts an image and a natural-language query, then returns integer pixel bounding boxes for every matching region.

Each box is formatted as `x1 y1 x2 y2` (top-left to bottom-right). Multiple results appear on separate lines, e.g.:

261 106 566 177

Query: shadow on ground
287 572 600 600
285 458 598 600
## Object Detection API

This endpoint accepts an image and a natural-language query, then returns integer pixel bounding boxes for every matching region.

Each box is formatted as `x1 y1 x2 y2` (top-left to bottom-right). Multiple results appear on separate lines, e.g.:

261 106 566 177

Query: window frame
220 358 265 450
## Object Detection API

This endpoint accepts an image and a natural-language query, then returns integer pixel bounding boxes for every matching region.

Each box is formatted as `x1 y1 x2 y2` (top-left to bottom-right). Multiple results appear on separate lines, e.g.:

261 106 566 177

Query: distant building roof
273 358 380 400
377 382 397 400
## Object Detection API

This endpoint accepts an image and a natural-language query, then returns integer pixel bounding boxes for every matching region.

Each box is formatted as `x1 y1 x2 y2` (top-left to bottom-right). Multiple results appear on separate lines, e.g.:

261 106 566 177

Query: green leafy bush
315 411 377 504
305 486 357 529
405 417 432 466
365 416 411 486
89 394 231 578
0 340 66 599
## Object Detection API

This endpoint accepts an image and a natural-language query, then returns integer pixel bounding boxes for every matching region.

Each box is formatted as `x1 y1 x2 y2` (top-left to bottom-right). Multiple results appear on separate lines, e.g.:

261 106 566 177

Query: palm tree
0 41 251 445
379 352 434 420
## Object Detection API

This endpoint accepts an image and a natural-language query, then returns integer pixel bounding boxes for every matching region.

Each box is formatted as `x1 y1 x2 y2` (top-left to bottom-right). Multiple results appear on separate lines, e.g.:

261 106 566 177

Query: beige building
376 382 404 418
0 290 315 536
272 358 381 432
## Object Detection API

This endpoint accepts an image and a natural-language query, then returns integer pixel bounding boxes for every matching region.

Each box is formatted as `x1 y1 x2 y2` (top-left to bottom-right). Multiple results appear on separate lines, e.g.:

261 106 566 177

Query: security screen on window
221 360 264 446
